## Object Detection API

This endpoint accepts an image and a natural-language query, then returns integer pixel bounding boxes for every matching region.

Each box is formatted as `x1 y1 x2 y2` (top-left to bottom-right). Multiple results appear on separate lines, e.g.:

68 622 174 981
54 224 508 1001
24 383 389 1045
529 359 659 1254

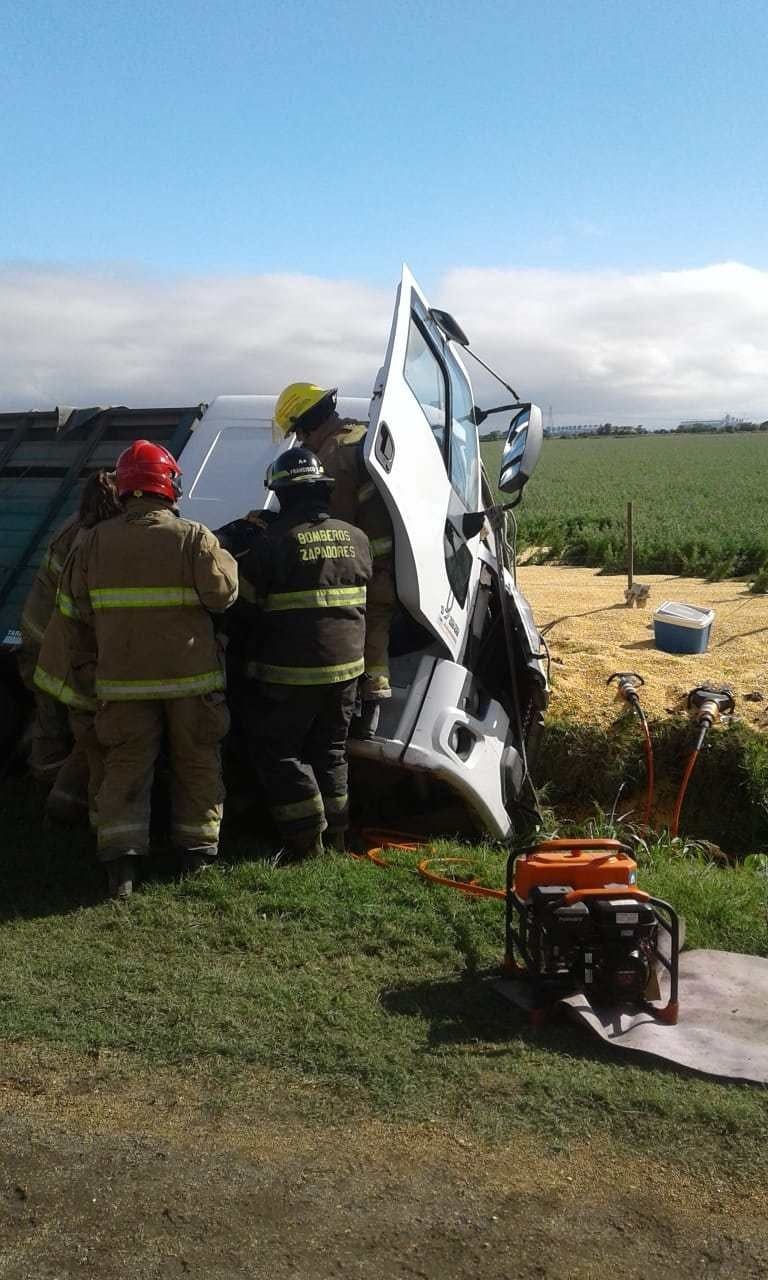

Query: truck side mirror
498 403 543 495
428 308 470 347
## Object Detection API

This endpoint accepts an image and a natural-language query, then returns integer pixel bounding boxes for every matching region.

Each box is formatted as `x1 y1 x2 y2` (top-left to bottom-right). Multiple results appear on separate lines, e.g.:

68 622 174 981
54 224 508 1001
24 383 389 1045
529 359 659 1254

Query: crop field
482 432 768 578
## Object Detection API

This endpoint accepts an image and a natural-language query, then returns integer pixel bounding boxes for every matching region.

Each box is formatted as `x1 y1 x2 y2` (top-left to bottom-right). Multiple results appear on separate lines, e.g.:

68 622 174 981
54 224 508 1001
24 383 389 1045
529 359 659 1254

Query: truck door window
403 316 447 454
441 342 480 608
446 348 479 511
402 309 479 608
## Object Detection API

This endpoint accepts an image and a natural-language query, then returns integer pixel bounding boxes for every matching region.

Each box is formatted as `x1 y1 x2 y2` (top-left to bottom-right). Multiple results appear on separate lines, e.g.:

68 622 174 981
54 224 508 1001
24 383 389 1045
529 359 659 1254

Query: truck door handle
375 422 395 473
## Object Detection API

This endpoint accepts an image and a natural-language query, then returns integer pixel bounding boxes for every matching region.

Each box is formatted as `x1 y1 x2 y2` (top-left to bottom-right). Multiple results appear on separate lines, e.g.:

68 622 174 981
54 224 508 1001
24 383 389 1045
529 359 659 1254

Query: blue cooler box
653 601 715 654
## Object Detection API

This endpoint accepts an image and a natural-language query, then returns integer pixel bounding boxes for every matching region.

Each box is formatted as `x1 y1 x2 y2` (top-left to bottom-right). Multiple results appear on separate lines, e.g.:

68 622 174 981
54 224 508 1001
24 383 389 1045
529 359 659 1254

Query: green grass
482 432 768 578
1 779 766 1180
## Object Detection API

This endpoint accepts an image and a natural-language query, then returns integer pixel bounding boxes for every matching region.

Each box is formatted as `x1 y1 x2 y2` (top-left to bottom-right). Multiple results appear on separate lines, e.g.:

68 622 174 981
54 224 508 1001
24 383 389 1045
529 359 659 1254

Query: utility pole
624 501 650 607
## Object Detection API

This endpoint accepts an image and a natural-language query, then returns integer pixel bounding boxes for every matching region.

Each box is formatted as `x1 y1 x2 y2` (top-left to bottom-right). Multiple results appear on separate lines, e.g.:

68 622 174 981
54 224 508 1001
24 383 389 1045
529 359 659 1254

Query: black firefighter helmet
265 447 334 492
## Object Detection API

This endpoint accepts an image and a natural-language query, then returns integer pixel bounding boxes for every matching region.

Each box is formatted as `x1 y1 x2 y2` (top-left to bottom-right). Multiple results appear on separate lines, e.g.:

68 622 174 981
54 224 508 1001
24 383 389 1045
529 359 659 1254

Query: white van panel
178 394 369 529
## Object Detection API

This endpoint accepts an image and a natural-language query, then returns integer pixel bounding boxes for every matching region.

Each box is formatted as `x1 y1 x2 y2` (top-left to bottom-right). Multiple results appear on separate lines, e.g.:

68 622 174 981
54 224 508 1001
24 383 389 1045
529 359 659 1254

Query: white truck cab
179 267 549 840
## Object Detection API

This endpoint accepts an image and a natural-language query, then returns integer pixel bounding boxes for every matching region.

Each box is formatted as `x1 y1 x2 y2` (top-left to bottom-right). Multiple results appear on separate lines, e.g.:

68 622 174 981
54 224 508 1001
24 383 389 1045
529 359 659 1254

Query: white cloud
1 262 766 423
441 263 768 422
0 267 391 410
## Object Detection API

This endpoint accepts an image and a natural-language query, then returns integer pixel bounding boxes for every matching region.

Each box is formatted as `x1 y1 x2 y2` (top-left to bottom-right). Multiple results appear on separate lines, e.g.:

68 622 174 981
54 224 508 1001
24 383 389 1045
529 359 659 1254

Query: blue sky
1 0 767 418
3 0 766 281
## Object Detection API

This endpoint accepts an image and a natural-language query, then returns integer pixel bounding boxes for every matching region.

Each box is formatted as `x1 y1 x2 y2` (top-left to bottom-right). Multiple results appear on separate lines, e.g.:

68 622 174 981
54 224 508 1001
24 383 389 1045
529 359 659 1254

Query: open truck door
365 265 483 661
350 266 548 840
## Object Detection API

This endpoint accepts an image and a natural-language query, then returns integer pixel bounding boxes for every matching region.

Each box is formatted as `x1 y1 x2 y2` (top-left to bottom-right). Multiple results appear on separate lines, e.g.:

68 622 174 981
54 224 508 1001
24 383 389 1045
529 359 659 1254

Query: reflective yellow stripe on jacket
370 537 393 559
263 586 366 613
57 591 80 619
96 669 225 700
33 664 97 712
89 587 200 609
249 657 364 686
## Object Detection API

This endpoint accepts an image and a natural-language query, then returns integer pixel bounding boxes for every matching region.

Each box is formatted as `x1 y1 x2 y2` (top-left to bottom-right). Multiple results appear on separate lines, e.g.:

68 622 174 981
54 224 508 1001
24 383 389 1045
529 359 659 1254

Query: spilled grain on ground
518 566 768 728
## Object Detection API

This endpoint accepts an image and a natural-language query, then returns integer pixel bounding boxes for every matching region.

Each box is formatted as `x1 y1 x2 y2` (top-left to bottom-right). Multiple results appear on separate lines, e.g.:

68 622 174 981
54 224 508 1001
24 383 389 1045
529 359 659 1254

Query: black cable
507 508 518 587
491 512 545 828
458 344 521 401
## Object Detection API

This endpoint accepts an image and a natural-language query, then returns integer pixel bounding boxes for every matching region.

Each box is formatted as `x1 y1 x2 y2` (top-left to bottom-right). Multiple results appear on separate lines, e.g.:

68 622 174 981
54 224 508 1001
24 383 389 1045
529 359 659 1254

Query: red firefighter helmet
115 439 182 501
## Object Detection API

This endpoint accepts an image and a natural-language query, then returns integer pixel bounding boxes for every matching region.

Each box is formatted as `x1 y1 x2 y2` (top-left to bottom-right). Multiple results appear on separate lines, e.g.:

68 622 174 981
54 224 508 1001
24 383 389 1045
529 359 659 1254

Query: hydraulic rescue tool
607 672 654 826
670 685 736 838
504 837 680 1023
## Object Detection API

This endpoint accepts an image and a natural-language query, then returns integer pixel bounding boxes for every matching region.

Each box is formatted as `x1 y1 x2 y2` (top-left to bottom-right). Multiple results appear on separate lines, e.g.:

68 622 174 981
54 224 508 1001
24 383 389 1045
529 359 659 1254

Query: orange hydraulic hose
670 747 700 839
416 856 505 900
347 828 423 868
350 830 505 899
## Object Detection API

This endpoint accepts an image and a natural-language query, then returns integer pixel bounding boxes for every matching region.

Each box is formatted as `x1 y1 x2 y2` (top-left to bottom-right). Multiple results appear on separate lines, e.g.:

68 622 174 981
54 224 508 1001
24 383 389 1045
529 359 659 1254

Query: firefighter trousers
248 679 358 848
19 647 94 823
45 722 92 825
66 711 104 829
94 693 230 862
361 566 395 697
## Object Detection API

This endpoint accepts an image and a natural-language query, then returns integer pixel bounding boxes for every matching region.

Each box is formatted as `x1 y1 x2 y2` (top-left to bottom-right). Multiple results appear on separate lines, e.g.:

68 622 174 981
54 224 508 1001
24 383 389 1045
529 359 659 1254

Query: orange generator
505 838 680 1022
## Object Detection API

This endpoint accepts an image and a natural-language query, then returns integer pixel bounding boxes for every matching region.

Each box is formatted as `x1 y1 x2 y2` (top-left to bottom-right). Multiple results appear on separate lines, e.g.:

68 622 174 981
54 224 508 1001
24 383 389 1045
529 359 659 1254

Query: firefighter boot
272 831 325 867
179 850 215 877
105 855 137 901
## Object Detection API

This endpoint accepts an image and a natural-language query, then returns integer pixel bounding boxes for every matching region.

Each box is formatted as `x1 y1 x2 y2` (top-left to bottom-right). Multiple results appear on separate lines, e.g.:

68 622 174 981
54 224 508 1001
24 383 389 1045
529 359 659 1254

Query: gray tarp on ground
495 949 768 1084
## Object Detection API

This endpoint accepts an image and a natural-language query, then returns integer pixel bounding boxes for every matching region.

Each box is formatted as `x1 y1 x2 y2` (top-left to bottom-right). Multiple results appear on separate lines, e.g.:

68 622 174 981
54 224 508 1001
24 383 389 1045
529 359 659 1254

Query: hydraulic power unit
504 838 680 1022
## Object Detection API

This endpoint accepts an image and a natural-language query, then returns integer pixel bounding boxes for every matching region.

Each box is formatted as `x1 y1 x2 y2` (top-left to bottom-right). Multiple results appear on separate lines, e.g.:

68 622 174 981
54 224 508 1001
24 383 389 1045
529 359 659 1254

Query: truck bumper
348 657 519 840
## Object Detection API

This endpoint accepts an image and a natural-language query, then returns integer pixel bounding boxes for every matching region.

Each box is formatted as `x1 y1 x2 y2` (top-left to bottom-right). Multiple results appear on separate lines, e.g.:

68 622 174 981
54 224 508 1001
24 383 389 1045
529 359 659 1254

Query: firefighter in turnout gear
240 447 372 859
36 440 238 898
21 470 121 822
275 383 395 732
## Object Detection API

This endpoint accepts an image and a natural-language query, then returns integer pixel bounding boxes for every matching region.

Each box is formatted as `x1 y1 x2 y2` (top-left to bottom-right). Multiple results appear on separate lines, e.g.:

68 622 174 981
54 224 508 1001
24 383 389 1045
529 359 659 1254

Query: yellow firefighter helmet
274 383 337 436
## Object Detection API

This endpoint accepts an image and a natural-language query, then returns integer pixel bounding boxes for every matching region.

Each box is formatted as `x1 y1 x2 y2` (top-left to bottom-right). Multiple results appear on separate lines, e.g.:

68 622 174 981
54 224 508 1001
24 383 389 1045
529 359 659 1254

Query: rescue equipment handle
561 886 650 906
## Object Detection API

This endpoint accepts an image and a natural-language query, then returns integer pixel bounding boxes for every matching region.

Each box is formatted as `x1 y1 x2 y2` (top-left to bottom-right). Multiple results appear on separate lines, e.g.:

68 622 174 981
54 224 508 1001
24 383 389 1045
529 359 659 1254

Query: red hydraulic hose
350 830 505 899
637 707 655 827
670 746 701 839
671 718 711 838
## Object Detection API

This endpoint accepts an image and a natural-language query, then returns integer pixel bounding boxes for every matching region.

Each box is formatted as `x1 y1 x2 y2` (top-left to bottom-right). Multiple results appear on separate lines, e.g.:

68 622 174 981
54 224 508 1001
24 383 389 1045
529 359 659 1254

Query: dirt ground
517 565 768 728
1 1044 767 1280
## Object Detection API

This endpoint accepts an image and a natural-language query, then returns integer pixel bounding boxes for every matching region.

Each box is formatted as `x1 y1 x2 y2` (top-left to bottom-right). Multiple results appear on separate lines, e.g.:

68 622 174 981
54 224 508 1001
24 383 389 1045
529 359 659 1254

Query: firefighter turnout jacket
36 497 238 706
315 424 393 566
240 498 372 851
239 507 372 685
34 497 238 863
19 514 81 685
19 514 84 789
312 423 395 692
